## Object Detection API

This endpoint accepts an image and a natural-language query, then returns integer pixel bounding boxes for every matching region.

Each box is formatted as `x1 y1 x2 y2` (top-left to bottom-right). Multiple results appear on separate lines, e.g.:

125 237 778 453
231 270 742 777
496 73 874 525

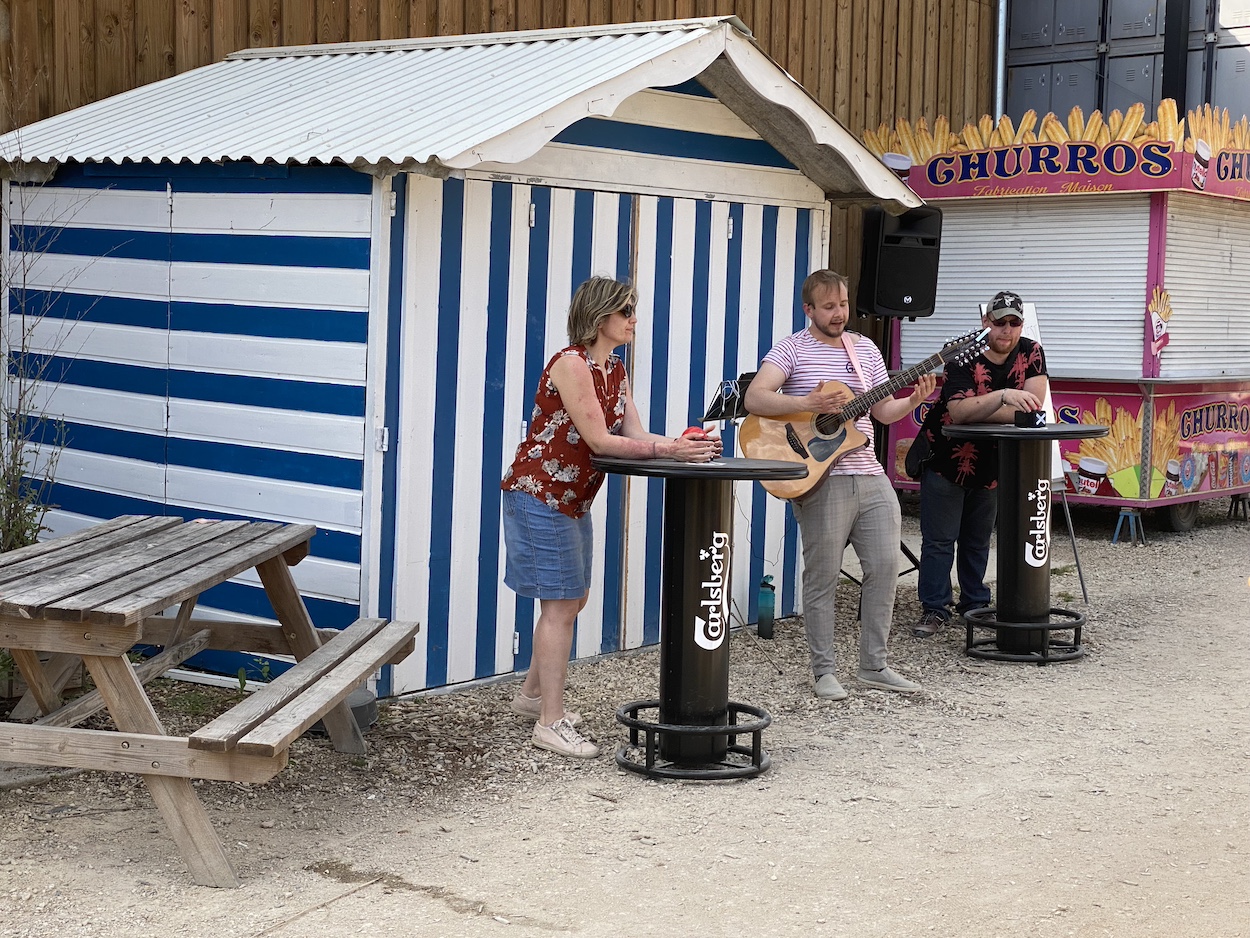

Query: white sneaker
532 717 599 759
511 691 582 726
856 667 921 694
813 673 848 700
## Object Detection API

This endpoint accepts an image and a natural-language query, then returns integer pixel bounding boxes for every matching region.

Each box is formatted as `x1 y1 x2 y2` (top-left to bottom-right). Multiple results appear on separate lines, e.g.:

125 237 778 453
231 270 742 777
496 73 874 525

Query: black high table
591 455 806 780
942 423 1108 664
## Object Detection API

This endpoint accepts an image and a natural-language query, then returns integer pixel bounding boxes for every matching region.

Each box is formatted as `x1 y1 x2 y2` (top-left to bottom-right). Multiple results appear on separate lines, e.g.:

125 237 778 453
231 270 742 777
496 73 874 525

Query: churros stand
866 100 1250 531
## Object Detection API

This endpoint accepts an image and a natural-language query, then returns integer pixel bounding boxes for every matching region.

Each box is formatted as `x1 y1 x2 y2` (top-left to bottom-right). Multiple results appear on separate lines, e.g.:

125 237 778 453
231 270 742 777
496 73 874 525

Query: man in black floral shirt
912 291 1049 637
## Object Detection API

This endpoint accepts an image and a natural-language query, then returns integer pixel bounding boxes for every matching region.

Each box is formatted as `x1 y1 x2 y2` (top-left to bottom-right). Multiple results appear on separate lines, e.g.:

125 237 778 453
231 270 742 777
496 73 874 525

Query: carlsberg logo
1024 479 1050 568
694 531 731 650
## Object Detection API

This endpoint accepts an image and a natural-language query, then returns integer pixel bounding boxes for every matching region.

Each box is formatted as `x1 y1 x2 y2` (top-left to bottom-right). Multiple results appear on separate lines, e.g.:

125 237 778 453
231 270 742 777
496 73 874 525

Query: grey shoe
856 667 921 694
532 717 599 759
911 610 947 638
813 673 848 700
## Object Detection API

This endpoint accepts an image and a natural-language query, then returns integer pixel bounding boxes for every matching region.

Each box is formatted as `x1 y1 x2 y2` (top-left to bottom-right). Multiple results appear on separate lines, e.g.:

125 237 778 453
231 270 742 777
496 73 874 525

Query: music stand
702 371 757 422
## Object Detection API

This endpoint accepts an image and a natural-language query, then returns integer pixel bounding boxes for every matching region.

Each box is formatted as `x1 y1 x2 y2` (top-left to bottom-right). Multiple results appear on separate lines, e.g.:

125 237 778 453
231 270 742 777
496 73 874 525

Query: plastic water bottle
757 575 775 639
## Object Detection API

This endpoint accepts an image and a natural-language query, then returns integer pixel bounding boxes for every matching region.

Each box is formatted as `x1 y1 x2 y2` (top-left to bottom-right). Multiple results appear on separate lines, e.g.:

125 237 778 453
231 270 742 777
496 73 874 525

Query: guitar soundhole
783 423 810 459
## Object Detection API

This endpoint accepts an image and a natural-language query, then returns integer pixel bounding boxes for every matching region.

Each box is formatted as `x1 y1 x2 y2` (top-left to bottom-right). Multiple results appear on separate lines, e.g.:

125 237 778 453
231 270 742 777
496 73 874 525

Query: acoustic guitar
738 328 989 500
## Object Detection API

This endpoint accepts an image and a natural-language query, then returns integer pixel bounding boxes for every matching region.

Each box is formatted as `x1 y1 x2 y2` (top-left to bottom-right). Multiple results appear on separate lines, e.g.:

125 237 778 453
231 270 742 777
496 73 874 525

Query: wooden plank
539 0 559 29
36 629 213 729
9 652 82 720
136 0 174 83
816 0 835 114
973 0 991 119
211 0 250 60
174 0 212 73
283 0 316 44
7 647 62 715
438 0 462 33
188 618 388 752
255 555 364 754
236 620 420 757
948 0 965 126
865 0 882 133
909 0 925 117
0 0 11 132
832 0 850 123
317 0 348 42
491 0 516 31
378 0 408 38
465 0 490 33
893 0 911 120
801 0 820 104
515 0 541 30
0 616 144 655
849 0 867 138
53 0 85 114
94 0 136 101
0 520 256 617
924 0 940 123
879 0 897 128
83 653 239 887
588 0 611 27
248 0 282 47
0 517 174 587
751 0 770 60
0 722 287 783
141 614 341 654
83 523 315 624
348 0 377 40
408 0 437 37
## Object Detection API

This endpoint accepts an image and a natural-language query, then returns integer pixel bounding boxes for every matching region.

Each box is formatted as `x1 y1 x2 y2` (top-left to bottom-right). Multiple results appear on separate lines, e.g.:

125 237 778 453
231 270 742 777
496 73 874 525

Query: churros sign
864 100 1250 202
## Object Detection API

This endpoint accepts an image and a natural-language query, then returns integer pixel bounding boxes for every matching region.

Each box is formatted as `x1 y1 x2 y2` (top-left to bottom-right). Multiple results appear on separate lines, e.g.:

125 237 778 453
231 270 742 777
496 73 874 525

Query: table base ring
963 606 1086 665
614 699 771 780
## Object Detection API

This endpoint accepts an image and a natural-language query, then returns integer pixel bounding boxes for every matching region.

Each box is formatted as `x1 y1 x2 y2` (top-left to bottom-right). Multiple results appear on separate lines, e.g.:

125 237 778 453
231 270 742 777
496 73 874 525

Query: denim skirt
501 490 594 600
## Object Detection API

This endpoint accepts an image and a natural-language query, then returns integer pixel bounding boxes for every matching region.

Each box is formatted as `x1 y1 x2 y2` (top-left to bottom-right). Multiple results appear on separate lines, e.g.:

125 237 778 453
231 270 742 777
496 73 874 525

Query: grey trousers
791 473 901 676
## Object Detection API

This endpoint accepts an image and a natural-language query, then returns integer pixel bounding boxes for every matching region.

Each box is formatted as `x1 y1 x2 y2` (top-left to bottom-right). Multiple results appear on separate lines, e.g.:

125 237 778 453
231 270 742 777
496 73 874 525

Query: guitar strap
840 333 868 393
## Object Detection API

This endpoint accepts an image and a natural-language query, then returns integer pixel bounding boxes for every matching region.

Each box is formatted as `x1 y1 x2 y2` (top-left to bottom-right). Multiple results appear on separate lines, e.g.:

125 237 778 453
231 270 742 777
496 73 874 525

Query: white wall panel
165 466 362 529
167 332 366 383
167 400 364 456
170 261 369 311
172 192 373 236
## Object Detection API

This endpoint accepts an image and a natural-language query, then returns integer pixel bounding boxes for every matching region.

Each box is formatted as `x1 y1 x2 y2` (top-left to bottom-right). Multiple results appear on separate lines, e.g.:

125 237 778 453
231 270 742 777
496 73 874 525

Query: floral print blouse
501 346 627 518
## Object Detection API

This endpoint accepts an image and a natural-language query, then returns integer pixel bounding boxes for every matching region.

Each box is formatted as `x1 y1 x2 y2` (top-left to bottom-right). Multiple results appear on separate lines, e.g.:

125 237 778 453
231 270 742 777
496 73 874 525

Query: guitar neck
837 350 948 424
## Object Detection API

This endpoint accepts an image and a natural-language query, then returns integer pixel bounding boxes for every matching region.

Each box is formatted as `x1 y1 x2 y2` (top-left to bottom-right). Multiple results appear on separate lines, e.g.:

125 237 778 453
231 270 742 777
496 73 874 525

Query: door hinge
727 216 734 240
512 631 520 655
528 203 536 228
374 427 390 452
387 190 397 217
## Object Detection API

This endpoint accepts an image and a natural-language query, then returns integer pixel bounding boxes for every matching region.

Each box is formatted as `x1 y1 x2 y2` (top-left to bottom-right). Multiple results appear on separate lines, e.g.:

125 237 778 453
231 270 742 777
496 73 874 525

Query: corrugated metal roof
0 17 921 211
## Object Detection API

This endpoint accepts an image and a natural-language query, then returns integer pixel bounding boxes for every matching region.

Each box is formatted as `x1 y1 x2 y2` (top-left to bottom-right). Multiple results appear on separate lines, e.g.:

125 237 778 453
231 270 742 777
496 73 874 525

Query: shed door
390 175 826 694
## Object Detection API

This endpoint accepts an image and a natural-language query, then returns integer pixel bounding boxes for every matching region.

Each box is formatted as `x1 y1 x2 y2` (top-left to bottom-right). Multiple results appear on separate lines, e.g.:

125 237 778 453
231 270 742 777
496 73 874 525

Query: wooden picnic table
0 515 418 887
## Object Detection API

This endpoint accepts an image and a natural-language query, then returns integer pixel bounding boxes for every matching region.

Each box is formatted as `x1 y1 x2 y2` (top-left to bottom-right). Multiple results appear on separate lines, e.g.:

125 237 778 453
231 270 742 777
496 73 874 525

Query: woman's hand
667 428 722 462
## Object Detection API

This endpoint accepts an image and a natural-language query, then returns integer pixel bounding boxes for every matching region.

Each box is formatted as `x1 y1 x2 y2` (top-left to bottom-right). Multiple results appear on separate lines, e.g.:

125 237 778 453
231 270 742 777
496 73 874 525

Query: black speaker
857 205 942 318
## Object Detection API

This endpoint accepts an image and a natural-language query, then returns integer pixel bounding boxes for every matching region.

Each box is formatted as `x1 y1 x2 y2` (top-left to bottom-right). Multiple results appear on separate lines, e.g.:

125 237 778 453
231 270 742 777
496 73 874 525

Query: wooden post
81 653 239 888
255 556 366 754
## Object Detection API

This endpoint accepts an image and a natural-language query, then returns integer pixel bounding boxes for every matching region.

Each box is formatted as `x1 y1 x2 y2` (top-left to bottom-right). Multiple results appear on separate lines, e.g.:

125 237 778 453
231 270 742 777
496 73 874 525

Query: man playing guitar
744 269 935 701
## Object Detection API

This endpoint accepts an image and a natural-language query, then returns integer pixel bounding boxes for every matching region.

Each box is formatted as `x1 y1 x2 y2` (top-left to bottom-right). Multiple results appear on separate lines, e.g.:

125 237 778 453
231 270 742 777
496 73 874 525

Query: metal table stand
942 423 1108 665
592 455 805 780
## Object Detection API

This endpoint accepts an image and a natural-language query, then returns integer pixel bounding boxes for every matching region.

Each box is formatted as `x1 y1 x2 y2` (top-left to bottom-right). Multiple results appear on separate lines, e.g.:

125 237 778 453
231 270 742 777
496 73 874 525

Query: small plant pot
307 687 378 736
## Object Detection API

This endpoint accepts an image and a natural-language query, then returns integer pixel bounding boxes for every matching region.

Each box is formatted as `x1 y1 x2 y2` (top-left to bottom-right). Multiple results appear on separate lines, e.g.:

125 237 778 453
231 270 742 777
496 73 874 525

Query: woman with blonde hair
501 276 720 758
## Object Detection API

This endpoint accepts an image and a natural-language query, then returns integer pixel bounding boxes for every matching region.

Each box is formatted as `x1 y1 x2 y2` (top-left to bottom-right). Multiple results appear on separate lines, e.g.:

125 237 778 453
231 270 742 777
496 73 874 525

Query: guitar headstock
940 327 990 367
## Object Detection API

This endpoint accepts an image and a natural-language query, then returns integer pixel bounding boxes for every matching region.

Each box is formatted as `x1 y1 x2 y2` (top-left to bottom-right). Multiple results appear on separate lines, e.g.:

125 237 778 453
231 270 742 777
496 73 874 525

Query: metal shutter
899 195 1152 377
1162 192 1250 378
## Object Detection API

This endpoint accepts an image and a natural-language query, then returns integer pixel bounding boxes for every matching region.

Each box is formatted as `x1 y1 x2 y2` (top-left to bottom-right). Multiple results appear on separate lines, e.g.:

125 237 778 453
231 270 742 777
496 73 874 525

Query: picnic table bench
0 515 418 887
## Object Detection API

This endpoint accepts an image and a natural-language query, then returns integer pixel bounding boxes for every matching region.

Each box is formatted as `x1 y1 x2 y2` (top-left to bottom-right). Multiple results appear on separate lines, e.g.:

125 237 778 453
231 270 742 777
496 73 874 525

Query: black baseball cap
987 290 1024 322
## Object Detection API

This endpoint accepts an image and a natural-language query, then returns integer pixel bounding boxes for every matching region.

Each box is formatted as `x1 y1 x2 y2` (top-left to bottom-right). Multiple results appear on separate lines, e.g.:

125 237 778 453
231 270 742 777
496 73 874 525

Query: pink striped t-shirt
762 328 888 476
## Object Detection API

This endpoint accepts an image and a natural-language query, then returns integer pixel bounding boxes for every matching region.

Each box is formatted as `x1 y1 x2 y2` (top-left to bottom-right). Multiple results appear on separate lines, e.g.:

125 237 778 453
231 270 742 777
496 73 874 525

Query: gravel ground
2 496 1248 937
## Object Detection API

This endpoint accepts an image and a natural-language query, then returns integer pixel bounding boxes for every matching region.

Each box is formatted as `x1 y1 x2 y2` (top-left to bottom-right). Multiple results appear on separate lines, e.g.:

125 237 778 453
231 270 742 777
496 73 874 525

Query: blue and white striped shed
0 17 920 695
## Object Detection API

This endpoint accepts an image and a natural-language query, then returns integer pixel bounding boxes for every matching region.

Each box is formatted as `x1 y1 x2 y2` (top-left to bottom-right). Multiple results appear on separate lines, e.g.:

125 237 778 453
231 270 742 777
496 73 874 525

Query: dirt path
3 500 1249 937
